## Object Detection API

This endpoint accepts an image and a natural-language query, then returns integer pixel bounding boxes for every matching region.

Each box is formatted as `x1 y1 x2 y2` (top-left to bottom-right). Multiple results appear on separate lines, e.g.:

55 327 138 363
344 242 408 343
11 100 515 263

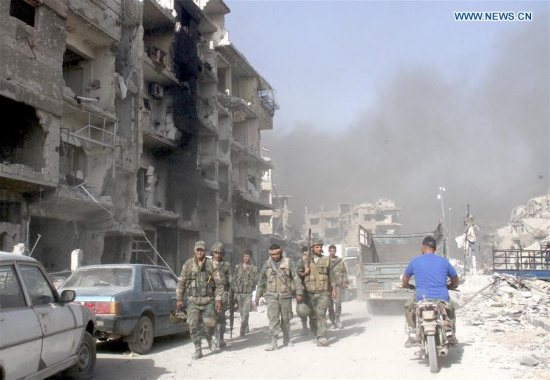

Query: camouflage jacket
330 257 349 286
176 257 223 305
232 263 259 294
296 255 335 293
257 257 303 299
212 259 232 294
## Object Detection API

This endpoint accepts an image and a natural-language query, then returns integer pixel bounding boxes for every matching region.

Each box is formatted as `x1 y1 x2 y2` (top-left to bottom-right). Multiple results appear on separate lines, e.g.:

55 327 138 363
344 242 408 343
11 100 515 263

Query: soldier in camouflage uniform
328 244 348 329
232 248 259 337
211 242 232 349
296 238 337 347
255 244 303 351
297 245 316 336
176 240 223 360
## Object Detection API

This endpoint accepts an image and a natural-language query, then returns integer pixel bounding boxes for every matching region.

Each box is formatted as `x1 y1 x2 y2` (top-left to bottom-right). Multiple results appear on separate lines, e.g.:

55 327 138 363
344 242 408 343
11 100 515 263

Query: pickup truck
359 225 442 313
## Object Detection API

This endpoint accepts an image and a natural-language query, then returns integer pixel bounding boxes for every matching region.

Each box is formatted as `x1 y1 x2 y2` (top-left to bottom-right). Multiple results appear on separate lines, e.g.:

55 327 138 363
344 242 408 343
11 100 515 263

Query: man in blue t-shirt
402 236 459 348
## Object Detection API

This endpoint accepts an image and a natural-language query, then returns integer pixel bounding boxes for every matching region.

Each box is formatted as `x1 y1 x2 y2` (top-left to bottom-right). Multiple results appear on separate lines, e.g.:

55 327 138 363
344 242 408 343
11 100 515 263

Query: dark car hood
60 286 131 297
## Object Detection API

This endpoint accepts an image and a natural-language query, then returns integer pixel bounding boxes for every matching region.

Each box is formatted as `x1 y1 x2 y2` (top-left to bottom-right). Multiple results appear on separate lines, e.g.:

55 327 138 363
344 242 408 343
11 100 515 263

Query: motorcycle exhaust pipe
439 347 449 356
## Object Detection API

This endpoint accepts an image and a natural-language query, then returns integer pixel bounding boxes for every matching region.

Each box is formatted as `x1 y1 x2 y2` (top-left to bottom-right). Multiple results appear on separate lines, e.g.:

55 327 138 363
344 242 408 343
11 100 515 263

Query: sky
224 0 550 236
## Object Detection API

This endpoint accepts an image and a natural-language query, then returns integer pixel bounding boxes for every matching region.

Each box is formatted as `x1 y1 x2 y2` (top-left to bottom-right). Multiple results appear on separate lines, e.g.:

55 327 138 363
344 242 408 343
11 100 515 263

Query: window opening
10 0 36 27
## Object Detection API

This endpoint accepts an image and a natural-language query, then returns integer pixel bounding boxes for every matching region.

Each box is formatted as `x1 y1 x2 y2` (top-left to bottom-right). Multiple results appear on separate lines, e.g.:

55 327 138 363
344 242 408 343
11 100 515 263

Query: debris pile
456 274 550 378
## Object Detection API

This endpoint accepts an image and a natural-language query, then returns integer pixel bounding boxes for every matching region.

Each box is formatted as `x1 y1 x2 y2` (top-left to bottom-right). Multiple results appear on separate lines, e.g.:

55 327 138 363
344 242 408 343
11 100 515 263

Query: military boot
217 331 226 349
317 336 328 347
206 337 217 351
283 331 293 347
192 347 203 360
265 335 278 351
336 316 343 329
301 320 309 336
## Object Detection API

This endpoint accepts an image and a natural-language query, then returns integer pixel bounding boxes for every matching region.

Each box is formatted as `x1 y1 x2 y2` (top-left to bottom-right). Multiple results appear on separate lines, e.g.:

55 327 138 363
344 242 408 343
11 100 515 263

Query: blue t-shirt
404 253 457 301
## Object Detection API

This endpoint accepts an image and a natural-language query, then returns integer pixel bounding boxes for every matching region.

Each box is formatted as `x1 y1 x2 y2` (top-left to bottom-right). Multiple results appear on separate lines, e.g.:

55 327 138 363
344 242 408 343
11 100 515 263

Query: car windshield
64 267 133 288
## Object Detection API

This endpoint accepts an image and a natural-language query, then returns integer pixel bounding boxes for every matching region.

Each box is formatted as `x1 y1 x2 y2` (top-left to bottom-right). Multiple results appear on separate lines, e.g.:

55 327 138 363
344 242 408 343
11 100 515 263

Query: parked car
59 264 188 354
0 251 96 379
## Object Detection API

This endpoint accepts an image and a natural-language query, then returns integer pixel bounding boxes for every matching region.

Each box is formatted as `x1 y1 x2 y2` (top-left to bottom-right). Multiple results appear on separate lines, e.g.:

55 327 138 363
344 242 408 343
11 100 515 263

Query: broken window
59 143 87 186
0 96 45 171
10 0 36 27
0 202 21 223
63 49 87 97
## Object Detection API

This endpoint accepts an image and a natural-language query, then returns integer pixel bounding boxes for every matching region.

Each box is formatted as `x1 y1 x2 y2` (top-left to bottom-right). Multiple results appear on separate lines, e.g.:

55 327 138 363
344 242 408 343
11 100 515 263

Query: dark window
0 265 27 309
10 0 36 27
145 269 165 291
160 271 177 292
0 202 21 223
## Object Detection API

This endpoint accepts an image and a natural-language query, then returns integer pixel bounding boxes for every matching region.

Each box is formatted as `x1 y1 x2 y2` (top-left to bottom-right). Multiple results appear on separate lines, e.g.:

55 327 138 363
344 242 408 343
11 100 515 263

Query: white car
0 251 96 379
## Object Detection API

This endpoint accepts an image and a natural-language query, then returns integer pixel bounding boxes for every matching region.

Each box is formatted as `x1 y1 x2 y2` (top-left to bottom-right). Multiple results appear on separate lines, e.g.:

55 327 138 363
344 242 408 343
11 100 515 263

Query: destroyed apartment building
0 0 278 272
304 199 402 247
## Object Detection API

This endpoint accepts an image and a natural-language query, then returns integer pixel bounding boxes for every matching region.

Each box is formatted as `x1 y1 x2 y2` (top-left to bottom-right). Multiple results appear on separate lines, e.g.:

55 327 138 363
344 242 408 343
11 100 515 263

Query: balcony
137 205 180 224
143 54 179 87
66 0 121 47
143 0 176 31
217 93 260 121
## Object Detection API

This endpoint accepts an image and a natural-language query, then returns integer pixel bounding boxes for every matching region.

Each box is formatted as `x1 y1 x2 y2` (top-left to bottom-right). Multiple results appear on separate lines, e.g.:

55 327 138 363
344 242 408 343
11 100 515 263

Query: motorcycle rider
402 236 459 348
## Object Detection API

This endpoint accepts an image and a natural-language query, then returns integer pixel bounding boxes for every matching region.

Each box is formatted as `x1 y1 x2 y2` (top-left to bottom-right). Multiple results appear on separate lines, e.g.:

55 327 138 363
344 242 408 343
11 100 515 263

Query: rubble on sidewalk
455 274 550 378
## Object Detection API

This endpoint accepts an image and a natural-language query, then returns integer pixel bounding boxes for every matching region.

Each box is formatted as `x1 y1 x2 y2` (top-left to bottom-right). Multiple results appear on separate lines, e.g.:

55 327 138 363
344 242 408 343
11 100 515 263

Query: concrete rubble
455 274 550 378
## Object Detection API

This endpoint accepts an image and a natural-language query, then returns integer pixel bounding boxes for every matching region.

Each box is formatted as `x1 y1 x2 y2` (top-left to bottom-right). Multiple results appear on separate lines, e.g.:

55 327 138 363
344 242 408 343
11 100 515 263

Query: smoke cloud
263 16 549 234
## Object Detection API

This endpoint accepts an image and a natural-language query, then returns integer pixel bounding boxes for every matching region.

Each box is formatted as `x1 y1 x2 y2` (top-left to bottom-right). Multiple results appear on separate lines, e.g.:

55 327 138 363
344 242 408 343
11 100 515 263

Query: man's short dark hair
302 246 309 253
422 236 437 250
269 244 281 251
241 248 252 256
328 244 336 250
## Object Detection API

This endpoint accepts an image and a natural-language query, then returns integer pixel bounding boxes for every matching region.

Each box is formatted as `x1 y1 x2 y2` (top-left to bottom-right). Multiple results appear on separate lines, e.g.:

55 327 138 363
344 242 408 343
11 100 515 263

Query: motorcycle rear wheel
427 335 439 373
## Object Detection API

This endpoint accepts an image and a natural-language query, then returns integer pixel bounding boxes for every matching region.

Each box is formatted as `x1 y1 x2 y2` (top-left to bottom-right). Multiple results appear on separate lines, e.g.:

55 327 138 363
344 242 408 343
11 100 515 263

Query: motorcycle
407 294 457 373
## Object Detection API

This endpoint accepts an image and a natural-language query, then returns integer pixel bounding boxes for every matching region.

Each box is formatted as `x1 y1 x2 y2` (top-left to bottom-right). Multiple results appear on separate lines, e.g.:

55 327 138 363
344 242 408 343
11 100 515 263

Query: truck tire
366 301 378 315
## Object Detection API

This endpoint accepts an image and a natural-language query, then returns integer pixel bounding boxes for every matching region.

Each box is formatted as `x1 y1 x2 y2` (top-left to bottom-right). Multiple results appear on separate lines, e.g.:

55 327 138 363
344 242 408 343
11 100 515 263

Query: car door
143 268 170 333
158 269 180 332
18 263 78 367
0 263 42 379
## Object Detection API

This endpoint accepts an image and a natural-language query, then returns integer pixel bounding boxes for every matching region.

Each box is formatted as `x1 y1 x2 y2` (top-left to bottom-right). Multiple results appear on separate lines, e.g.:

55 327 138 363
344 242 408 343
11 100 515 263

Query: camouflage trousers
188 302 216 348
332 285 343 317
310 291 331 338
300 290 316 328
215 292 229 339
235 293 252 334
404 296 456 330
266 295 293 337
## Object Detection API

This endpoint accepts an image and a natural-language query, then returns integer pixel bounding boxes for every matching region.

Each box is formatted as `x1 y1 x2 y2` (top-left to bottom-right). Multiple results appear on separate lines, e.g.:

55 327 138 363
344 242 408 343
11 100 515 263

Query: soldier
297 245 316 336
232 248 259 337
176 240 223 360
211 242 232 349
255 244 303 351
328 244 348 329
296 238 337 347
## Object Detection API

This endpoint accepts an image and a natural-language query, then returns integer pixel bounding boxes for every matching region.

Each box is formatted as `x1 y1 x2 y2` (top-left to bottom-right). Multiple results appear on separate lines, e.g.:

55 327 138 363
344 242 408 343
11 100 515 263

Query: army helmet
296 303 311 318
170 308 187 324
211 242 225 253
310 237 324 247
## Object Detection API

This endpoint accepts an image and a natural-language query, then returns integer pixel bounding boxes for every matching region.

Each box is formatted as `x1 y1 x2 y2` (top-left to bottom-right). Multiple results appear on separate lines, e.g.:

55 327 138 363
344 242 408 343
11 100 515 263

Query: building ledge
143 57 180 87
0 163 58 192
234 189 273 210
137 205 180 224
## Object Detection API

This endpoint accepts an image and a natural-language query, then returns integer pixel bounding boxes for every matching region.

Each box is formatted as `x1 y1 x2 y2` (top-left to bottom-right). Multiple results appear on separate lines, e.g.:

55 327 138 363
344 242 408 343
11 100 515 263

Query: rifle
307 229 312 271
328 296 335 325
229 289 235 338
269 260 292 292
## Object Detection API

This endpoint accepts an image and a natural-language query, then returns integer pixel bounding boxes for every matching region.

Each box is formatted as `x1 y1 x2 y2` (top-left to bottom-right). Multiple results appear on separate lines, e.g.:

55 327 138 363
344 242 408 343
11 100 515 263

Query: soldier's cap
194 241 206 250
211 242 225 253
310 237 324 246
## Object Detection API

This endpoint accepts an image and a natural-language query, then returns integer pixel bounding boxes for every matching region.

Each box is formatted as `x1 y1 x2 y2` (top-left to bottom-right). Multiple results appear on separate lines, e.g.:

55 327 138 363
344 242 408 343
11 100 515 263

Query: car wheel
128 315 154 354
62 331 96 379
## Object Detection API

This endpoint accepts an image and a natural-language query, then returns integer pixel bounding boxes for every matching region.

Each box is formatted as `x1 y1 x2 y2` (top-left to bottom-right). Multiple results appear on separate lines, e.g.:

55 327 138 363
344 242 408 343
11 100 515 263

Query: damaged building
0 0 277 272
304 199 402 247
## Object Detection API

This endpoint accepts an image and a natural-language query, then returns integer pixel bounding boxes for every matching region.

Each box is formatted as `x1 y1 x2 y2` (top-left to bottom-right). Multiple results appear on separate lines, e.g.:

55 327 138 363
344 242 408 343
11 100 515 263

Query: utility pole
437 187 447 258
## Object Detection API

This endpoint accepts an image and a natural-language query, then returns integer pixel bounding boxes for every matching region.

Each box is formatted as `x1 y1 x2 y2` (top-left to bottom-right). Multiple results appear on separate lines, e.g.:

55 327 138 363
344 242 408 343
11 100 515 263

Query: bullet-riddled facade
0 0 276 272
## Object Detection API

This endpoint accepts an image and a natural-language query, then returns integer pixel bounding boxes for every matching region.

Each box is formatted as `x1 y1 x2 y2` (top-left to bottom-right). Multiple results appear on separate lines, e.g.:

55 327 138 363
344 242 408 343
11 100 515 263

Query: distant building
304 199 402 247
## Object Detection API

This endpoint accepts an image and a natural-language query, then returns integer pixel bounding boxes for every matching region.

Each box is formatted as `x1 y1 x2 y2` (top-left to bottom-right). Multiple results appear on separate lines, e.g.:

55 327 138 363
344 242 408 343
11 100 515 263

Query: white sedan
0 251 96 379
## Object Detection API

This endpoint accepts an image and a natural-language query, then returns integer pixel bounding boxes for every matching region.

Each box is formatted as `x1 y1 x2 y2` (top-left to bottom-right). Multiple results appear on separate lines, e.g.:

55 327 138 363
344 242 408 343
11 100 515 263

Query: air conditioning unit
149 83 164 99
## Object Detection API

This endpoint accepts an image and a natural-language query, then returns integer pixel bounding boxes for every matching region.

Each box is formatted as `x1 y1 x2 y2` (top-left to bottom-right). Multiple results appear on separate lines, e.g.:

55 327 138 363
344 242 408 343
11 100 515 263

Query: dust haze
263 16 549 234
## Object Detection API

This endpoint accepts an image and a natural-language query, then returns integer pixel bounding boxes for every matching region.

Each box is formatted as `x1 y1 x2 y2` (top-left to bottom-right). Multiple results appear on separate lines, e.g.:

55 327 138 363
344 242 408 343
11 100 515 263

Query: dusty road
92 289 549 380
